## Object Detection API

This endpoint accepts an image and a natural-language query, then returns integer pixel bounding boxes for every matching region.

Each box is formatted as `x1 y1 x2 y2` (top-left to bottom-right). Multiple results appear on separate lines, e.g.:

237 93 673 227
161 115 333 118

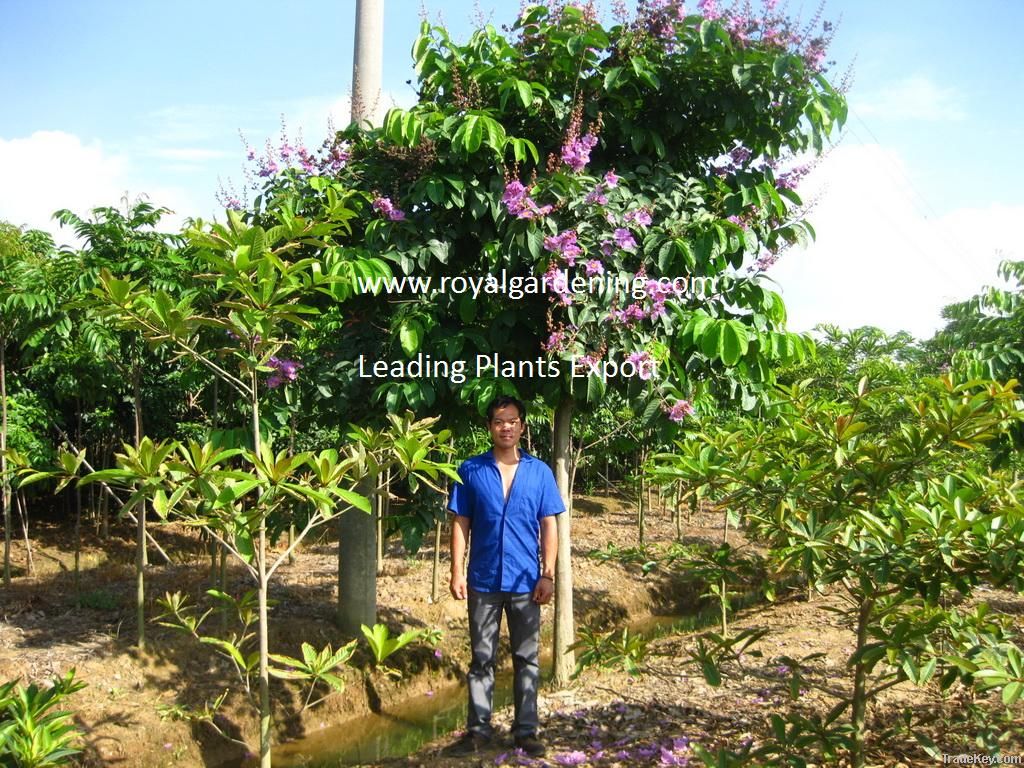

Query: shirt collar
485 448 534 464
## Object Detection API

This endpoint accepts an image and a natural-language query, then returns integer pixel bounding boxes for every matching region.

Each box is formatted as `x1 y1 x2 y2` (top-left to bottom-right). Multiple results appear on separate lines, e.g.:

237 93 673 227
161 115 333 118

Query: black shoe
446 731 491 757
514 733 547 757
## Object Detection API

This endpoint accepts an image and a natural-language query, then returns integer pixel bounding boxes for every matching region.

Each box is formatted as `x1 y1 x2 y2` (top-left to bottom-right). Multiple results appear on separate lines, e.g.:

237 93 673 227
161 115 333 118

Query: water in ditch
272 592 765 767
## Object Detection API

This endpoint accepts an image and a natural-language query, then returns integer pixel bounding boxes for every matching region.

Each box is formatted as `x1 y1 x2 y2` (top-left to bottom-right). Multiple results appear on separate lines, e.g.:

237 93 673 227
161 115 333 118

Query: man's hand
450 571 468 600
532 575 554 604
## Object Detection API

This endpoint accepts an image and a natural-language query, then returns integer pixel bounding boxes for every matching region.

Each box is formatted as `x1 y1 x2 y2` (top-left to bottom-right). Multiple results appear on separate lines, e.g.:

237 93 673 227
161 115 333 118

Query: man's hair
486 395 526 423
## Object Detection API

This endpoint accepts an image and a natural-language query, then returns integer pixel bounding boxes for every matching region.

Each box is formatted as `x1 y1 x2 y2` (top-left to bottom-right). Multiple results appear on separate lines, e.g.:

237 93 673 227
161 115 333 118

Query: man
447 395 564 758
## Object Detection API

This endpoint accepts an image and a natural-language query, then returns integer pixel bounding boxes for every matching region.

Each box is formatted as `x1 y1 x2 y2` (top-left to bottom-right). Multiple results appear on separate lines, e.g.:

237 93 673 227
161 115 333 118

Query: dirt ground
1 493 1021 768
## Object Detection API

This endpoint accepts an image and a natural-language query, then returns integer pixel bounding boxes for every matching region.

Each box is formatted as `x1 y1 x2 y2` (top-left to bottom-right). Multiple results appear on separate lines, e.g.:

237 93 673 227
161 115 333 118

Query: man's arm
449 514 471 600
533 515 558 604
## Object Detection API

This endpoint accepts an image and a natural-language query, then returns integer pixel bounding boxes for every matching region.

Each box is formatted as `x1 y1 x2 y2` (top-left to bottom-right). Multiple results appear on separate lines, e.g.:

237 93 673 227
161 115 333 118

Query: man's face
489 404 524 451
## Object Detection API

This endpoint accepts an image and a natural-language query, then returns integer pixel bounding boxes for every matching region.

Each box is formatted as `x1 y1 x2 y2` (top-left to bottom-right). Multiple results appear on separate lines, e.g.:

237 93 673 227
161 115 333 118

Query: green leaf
718 321 750 366
1003 680 1023 706
515 80 532 109
399 319 423 357
337 488 372 514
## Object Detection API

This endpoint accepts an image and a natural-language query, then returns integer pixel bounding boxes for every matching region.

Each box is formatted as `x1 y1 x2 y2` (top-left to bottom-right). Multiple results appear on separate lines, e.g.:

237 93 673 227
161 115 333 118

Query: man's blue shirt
448 449 564 593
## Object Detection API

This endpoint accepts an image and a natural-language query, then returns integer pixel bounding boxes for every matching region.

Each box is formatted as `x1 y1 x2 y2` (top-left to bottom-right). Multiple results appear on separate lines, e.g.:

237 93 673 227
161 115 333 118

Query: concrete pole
336 0 385 637
351 0 385 126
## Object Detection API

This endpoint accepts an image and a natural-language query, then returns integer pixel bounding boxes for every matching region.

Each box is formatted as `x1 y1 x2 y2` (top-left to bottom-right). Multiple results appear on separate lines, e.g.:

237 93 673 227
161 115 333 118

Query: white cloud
856 75 967 122
770 143 1021 340
0 130 201 246
0 131 129 240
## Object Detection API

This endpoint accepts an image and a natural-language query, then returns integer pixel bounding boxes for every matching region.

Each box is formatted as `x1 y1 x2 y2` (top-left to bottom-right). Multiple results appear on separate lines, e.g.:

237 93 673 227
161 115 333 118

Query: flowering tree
229 0 845 683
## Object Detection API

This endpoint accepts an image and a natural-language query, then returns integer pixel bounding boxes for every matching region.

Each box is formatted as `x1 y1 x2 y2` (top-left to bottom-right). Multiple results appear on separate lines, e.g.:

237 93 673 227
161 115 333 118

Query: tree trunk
431 520 442 603
376 472 386 576
337 474 377 635
136 504 146 650
258 524 272 768
133 362 147 566
674 481 683 540
99 469 109 540
1 342 10 586
551 397 575 687
637 449 646 545
850 599 872 768
16 490 33 577
74 409 82 601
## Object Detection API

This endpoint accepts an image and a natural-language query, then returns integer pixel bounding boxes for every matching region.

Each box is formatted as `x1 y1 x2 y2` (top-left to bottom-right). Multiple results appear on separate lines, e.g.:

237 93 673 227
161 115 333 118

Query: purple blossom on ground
672 737 690 751
775 664 791 676
614 228 637 251
433 648 443 660
659 747 689 766
561 132 598 172
637 745 658 759
553 751 588 766
494 753 509 765
372 196 406 221
665 399 696 422
615 750 632 760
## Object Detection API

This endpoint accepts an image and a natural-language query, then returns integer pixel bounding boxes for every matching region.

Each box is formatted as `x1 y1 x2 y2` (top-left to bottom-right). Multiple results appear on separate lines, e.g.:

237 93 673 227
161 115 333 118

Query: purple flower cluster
543 265 574 306
754 250 780 272
561 132 598 173
665 399 696 422
626 350 656 380
372 196 406 221
324 142 351 172
585 187 608 206
544 230 583 266
266 356 303 389
502 180 554 220
776 164 809 191
613 228 637 251
624 208 653 227
543 330 565 352
696 0 720 21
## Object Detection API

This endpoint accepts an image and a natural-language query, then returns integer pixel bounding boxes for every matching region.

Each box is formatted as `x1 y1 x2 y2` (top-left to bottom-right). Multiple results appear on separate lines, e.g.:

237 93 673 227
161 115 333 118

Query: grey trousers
467 588 541 738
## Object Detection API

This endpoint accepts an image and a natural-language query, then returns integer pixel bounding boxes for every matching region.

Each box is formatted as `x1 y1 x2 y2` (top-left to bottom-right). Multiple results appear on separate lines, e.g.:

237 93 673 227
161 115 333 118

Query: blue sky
2 0 1022 339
